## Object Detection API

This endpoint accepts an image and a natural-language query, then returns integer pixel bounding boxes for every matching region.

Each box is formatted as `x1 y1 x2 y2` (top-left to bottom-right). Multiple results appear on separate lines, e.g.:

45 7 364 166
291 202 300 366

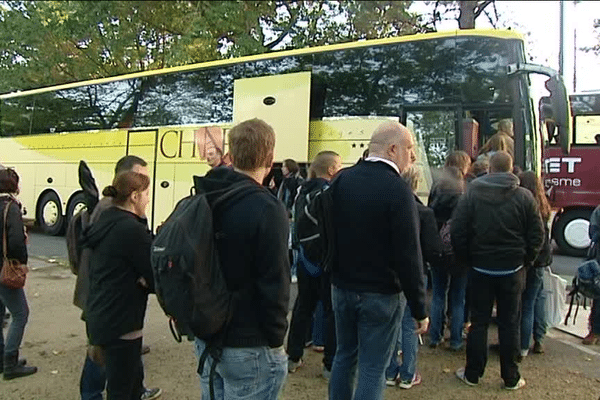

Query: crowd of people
0 117 557 399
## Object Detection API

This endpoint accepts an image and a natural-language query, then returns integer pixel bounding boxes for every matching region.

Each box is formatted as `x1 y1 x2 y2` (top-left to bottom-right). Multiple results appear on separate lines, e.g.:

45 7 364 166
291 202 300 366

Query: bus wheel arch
66 191 87 225
36 190 65 236
553 208 594 257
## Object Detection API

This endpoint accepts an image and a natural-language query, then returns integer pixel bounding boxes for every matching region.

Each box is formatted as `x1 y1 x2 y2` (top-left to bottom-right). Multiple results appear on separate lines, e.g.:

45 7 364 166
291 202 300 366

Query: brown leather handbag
0 201 28 289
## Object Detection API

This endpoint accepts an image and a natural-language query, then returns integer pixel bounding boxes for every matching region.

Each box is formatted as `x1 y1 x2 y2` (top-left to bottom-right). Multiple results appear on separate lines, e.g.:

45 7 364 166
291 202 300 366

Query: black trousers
104 337 143 400
287 267 336 369
465 268 525 387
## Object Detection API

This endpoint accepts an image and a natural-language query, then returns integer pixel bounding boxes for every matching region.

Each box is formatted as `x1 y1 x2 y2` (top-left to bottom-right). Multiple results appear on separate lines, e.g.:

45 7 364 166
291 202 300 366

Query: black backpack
292 182 329 277
151 180 262 341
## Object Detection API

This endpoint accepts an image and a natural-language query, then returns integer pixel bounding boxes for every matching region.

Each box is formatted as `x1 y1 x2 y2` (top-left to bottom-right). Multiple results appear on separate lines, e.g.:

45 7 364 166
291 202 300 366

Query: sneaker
288 359 303 373
455 368 478 387
582 332 600 345
322 366 331 380
398 372 422 389
532 341 544 354
504 377 526 390
141 388 162 400
291 275 298 283
520 349 529 357
447 344 463 352
141 345 151 355
312 345 325 353
385 373 398 386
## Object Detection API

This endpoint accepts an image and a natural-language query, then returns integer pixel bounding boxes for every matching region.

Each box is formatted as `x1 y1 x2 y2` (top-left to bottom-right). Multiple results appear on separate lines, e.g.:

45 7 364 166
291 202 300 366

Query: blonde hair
228 119 276 171
401 166 420 192
308 151 339 179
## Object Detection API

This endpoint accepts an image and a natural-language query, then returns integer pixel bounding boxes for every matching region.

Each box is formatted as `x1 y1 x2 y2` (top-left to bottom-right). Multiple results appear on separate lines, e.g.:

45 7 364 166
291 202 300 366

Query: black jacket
329 160 427 321
428 178 463 230
415 196 443 267
199 167 290 348
0 196 27 265
451 173 544 271
83 207 154 345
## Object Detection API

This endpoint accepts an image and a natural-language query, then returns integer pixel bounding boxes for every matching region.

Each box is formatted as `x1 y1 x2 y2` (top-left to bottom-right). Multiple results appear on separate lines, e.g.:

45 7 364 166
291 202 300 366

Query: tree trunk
458 1 477 29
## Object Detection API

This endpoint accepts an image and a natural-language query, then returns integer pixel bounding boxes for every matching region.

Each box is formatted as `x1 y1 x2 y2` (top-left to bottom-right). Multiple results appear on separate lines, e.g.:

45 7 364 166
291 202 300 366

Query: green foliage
0 1 427 93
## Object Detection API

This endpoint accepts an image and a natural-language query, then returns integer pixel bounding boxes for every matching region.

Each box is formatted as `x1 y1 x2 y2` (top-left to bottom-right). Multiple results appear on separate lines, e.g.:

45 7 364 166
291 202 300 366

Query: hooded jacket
197 167 290 348
451 172 544 271
82 206 154 345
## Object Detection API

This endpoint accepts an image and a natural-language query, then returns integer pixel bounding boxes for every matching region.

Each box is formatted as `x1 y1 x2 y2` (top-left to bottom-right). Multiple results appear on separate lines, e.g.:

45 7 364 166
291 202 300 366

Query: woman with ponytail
82 171 154 400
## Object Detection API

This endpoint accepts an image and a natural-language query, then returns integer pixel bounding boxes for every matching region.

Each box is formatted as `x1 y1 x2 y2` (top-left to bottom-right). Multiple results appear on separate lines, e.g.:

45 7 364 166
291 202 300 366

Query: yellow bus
0 29 569 235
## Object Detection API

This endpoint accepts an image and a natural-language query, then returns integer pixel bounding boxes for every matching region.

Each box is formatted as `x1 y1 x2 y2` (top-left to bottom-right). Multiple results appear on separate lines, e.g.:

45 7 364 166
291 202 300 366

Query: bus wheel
554 209 592 257
37 191 64 236
67 192 87 224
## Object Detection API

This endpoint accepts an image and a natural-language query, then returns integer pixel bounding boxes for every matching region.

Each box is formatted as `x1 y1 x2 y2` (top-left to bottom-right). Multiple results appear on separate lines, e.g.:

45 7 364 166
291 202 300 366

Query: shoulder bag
0 201 28 289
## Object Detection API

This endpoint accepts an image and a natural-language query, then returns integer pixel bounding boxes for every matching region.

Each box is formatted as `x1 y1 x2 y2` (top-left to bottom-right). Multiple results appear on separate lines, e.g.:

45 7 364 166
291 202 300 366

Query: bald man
451 151 544 391
326 121 428 400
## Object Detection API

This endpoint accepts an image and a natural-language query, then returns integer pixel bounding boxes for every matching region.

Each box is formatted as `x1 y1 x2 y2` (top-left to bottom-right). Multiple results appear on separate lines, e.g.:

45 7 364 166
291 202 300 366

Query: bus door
126 129 174 232
403 107 459 200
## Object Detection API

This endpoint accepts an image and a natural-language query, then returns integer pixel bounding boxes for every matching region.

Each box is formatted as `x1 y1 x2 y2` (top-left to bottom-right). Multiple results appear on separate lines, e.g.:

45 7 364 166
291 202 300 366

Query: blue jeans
81 355 106 400
521 267 547 350
429 268 468 349
312 301 325 346
385 293 419 382
329 286 403 400
194 339 287 400
0 285 29 355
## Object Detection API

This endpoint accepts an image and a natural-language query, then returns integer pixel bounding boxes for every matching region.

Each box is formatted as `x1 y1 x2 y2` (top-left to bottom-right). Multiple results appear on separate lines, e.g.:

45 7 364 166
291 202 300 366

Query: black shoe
3 353 37 380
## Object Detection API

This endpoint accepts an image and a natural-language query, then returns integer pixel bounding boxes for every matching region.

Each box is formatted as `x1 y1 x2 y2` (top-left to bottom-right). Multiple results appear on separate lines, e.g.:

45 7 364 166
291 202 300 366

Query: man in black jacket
328 121 428 400
193 118 290 400
452 151 544 391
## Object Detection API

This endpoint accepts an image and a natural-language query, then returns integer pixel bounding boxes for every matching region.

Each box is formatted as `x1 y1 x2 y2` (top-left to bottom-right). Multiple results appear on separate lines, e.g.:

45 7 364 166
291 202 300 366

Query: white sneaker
504 377 526 390
291 275 298 283
520 349 529 357
455 368 478 386
385 374 398 386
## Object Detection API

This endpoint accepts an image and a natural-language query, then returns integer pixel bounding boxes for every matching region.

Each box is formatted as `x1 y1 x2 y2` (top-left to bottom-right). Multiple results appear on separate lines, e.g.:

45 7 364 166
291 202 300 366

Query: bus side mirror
544 75 572 154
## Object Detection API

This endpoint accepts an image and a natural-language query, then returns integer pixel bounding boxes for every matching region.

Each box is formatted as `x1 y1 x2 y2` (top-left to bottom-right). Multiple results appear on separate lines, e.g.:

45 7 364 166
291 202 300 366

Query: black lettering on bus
160 130 178 159
178 130 183 158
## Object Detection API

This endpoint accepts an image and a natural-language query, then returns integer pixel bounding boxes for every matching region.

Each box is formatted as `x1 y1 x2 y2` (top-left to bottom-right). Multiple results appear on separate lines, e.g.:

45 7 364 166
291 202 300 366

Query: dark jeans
465 268 525 387
329 286 402 400
591 299 600 334
287 268 336 369
0 285 29 355
104 338 143 400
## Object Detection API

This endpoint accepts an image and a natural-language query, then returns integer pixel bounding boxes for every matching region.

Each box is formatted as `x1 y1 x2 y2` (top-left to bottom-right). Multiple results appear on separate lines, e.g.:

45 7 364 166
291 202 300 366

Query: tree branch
264 3 300 50
473 0 494 19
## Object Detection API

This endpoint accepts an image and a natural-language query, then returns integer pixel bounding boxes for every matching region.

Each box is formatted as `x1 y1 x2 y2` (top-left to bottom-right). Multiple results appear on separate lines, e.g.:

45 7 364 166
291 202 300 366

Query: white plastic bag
542 266 567 327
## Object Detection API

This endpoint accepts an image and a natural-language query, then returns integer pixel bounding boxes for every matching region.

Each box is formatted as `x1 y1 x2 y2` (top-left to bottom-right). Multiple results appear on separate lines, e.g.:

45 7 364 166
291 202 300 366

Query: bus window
574 115 600 145
406 110 456 169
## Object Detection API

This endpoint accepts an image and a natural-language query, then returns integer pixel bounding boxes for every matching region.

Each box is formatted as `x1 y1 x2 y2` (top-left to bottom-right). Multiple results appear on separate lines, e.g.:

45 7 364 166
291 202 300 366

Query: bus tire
554 209 592 257
37 191 64 236
66 192 87 225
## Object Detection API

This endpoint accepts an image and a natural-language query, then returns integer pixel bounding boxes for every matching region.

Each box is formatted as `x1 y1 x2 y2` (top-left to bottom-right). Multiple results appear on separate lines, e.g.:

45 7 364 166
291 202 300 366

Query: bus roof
0 29 524 99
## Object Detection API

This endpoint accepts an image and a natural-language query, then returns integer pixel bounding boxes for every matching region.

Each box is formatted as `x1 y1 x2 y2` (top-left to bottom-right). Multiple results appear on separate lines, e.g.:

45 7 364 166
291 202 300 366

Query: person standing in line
83 170 155 400
452 151 544 390
327 121 428 400
0 168 37 380
193 119 290 400
287 151 342 378
74 156 161 400
428 151 471 351
518 171 551 358
386 166 443 389
278 159 303 215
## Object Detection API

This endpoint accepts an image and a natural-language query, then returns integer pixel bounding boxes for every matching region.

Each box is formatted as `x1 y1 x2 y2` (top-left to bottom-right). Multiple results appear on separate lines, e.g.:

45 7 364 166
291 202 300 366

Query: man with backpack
67 156 161 400
190 118 290 399
451 151 544 390
286 151 342 378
